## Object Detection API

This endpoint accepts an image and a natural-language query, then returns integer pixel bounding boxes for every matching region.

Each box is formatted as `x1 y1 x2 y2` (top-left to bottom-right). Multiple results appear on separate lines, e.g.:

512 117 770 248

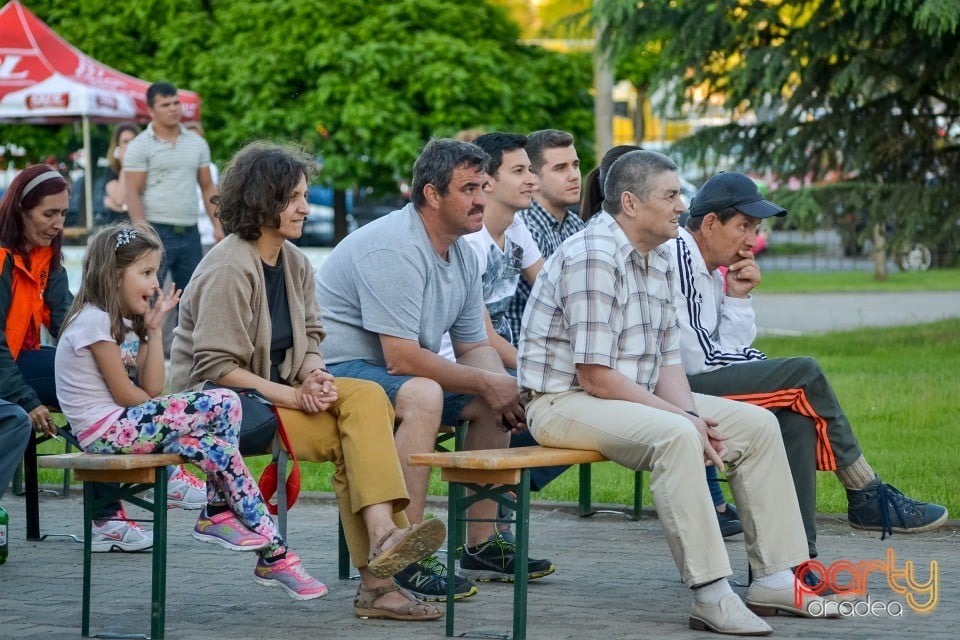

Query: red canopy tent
0 0 201 228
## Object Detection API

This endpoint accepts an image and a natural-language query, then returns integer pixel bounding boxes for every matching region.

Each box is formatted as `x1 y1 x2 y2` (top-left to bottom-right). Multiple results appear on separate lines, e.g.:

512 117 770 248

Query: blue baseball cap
688 172 787 219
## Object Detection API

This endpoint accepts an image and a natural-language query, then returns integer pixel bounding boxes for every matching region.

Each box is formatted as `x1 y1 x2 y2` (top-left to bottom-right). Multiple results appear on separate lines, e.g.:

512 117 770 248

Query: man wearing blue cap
667 172 948 564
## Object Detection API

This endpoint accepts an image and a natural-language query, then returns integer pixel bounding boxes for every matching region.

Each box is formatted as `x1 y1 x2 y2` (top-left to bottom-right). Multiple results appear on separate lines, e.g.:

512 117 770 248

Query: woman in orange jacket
0 164 151 552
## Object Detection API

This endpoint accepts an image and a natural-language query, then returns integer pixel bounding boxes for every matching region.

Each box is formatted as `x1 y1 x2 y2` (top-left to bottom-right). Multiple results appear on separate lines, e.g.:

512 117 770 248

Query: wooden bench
38 452 186 640
409 445 607 640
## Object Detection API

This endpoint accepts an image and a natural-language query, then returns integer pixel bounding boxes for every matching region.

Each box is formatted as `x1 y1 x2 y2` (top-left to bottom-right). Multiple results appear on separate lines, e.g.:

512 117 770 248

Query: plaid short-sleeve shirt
517 211 680 394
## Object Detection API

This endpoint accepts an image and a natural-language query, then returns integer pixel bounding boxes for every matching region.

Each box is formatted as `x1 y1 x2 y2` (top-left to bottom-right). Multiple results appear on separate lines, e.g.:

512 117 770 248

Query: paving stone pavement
1 491 957 640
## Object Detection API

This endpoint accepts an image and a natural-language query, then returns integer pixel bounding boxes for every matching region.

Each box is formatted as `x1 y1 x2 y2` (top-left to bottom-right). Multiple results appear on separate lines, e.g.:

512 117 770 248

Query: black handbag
203 383 277 455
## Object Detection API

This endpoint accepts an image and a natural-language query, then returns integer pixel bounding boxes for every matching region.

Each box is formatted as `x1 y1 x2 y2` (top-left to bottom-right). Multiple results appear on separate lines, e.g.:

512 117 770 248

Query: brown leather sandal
366 519 446 578
354 584 443 621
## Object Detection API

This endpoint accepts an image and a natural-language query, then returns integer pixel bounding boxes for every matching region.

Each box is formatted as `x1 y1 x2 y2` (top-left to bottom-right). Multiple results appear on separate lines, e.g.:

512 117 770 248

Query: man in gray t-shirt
316 138 554 600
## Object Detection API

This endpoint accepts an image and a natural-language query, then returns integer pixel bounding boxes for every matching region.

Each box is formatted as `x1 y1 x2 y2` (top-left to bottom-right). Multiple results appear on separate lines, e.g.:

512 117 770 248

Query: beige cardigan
169 233 325 391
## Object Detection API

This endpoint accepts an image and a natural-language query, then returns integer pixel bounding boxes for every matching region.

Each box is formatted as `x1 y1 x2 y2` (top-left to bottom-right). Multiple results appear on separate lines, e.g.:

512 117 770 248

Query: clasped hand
295 368 339 413
687 413 727 471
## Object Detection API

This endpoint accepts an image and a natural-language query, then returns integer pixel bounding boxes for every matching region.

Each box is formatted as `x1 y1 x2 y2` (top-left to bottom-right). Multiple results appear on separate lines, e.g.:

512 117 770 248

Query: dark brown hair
214 142 318 241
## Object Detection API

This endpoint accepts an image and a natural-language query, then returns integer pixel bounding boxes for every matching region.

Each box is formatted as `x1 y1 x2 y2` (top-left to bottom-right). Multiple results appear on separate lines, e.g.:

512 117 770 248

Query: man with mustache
315 138 554 602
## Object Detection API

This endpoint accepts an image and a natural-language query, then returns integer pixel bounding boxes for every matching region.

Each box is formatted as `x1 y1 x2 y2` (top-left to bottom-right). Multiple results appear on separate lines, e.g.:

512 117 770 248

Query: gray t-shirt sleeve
122 134 148 172
352 249 427 341
448 259 486 345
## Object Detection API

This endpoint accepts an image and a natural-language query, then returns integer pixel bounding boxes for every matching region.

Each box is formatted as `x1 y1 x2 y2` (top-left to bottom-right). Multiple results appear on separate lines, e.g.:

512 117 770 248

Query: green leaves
594 0 960 268
3 0 593 198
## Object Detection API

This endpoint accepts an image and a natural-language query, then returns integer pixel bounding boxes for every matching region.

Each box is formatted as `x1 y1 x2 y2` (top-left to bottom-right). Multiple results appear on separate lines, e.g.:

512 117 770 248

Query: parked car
294 185 356 247
350 187 408 229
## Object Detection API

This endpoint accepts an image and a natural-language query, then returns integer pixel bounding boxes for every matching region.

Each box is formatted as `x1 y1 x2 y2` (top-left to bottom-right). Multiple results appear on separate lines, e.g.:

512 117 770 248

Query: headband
18 170 64 205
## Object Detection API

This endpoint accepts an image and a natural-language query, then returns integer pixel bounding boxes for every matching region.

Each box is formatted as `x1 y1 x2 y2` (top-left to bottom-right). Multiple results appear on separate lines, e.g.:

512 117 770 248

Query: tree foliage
3 0 594 196
594 0 960 268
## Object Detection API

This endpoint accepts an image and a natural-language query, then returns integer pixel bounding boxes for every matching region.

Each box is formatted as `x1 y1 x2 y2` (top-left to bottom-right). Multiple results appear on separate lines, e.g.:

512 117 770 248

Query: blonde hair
63 222 163 343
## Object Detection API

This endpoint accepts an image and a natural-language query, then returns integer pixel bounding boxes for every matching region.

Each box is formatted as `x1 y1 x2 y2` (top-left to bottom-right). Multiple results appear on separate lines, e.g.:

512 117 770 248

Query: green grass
758 268 960 293
764 242 821 256
34 320 959 520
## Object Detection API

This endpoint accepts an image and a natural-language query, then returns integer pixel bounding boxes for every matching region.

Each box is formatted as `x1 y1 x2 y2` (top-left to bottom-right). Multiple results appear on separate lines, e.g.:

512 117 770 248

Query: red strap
258 404 301 515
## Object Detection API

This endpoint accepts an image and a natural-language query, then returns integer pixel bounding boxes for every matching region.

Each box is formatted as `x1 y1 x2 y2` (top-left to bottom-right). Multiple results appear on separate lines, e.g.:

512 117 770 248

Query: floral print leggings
84 388 284 555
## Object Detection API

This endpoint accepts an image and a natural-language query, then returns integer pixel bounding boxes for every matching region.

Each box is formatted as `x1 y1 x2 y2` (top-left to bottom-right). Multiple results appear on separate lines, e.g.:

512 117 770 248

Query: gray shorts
327 359 472 426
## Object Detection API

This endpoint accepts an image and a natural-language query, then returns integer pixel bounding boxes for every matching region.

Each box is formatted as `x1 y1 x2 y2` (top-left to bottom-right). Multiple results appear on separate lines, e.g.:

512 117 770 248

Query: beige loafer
689 593 773 635
746 582 840 618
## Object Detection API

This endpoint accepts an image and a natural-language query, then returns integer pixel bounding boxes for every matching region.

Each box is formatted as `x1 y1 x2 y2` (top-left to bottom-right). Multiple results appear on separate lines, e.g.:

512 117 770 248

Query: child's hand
144 283 182 331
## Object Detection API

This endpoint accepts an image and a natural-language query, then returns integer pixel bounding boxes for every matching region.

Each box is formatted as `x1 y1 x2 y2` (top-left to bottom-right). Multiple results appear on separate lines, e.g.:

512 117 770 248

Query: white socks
694 578 734 604
754 569 794 590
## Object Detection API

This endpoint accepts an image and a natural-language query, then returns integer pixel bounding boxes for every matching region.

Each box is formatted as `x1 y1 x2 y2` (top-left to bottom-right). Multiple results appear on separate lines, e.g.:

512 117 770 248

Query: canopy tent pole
82 114 94 231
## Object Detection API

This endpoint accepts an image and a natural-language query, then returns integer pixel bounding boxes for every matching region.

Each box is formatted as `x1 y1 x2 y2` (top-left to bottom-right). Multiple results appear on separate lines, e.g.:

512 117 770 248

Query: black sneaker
717 503 743 538
460 532 555 583
847 478 948 539
393 556 478 602
495 491 517 544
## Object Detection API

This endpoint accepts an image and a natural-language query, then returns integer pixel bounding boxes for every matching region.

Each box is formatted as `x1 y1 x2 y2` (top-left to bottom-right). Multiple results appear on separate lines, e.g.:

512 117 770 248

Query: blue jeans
152 223 203 291
0 400 30 500
327 359 471 427
706 465 725 508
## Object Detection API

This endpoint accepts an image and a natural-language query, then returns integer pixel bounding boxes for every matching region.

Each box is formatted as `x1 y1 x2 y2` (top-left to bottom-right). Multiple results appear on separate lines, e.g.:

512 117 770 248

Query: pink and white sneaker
253 552 328 600
145 465 207 510
90 510 153 553
192 509 271 552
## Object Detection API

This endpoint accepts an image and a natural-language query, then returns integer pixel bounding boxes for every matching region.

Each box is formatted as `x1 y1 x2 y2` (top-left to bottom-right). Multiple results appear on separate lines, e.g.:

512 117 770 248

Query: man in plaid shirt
518 150 839 635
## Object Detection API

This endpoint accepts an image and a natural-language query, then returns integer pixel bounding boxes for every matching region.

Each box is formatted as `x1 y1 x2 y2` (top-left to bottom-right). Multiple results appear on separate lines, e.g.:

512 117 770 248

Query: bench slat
409 446 606 470
441 468 521 485
75 468 161 483
37 452 185 471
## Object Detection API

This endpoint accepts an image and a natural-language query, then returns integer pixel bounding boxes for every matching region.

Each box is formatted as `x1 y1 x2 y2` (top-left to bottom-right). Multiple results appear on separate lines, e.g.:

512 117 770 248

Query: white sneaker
690 593 772 636
145 465 207 510
90 516 154 553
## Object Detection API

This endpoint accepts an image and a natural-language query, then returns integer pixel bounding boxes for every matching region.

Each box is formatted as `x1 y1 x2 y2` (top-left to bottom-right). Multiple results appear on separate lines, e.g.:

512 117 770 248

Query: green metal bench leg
513 470 531 640
445 480 466 637
81 482 93 637
151 467 169 639
632 470 643 520
80 470 169 639
578 463 593 516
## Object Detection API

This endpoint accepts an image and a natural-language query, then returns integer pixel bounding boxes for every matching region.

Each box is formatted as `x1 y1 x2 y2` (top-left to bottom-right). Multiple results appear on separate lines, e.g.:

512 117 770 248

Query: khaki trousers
279 377 409 568
527 391 808 586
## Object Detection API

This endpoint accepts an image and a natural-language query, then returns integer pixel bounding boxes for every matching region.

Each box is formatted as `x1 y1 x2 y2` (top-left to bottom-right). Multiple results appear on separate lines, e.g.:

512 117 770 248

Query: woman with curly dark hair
170 142 444 619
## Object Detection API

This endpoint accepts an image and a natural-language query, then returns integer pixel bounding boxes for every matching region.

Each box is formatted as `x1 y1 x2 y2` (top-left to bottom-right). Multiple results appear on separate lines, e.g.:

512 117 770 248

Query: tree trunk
593 22 614 162
871 222 887 281
333 187 349 245
633 86 647 145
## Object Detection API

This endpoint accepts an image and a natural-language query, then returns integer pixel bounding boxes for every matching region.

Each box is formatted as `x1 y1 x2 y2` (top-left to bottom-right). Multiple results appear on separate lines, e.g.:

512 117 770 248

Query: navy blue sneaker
460 532 555 583
717 503 743 538
847 478 947 539
393 556 478 602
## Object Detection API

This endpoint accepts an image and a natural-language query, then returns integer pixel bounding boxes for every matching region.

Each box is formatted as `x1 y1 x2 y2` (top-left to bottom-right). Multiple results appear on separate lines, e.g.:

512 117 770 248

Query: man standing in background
124 82 221 293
